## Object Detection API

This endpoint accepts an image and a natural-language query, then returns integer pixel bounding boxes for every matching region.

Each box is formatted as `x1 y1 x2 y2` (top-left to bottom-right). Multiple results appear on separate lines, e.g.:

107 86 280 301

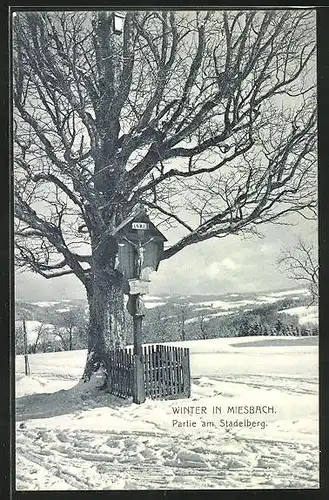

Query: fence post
133 354 146 404
182 348 191 398
22 319 30 376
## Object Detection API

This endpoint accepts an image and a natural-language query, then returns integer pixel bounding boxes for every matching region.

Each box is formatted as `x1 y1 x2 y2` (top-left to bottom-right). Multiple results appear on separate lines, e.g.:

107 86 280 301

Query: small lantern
113 13 125 34
113 208 167 290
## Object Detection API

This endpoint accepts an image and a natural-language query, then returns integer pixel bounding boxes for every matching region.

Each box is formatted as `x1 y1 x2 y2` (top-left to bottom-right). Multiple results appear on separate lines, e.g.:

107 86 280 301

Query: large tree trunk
82 263 126 382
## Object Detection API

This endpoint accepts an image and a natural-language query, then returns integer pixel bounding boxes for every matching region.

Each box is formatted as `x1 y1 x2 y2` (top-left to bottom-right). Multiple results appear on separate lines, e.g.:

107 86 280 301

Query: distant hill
141 287 315 324
15 286 317 347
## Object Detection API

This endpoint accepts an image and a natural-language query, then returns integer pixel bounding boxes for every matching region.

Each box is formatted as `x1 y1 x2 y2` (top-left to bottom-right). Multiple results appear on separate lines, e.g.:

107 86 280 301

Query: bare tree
50 308 87 350
278 238 318 303
29 322 48 353
177 304 189 341
13 10 317 380
15 324 25 354
48 329 71 351
199 312 209 340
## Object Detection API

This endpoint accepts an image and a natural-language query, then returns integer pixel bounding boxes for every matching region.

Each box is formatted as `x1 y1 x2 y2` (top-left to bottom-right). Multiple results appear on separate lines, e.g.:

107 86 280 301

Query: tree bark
82 263 126 381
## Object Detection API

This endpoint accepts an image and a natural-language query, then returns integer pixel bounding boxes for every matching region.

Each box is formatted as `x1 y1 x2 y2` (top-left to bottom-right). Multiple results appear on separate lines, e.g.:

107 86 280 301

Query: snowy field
278 305 318 325
15 336 319 490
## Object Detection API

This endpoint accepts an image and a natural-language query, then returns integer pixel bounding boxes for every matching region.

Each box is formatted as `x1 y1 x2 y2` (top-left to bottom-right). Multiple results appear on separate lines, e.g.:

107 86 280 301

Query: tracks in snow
192 374 318 396
16 424 319 490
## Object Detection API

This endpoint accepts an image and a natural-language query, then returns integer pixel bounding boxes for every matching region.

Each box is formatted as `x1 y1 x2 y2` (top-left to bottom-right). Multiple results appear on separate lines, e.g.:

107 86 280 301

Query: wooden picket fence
142 345 191 400
106 348 134 399
106 344 191 403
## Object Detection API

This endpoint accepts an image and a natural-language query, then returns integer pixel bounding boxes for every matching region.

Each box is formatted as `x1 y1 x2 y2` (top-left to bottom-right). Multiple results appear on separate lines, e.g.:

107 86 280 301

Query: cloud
259 244 272 254
221 257 240 270
205 262 221 277
14 216 317 300
205 258 239 278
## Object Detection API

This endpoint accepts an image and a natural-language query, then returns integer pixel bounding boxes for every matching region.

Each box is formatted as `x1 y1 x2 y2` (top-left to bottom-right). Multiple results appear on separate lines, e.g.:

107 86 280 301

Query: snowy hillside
16 287 318 346
16 335 319 490
278 305 318 325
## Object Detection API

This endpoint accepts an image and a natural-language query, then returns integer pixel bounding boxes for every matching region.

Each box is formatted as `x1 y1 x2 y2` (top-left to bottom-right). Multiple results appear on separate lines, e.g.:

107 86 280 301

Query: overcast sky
15 213 317 301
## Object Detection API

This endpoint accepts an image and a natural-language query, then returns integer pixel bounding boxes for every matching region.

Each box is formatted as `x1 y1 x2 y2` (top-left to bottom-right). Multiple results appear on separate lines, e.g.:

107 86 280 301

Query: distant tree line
125 297 318 344
230 307 318 338
15 295 317 355
15 306 88 355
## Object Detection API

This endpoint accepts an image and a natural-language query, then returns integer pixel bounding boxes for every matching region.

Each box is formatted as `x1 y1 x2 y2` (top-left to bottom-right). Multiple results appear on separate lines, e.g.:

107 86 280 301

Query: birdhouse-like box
113 209 167 282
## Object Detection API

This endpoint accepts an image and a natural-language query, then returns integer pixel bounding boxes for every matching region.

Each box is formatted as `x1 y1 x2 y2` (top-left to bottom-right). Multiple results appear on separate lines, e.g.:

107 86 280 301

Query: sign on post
132 222 149 230
128 279 150 295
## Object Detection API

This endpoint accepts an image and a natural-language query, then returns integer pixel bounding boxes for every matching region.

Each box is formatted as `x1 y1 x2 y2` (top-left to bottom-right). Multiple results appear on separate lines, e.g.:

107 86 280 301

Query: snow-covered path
15 336 319 490
16 420 318 490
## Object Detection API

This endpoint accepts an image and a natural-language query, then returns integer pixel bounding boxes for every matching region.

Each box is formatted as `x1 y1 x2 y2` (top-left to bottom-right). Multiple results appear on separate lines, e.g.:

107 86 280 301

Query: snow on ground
256 296 282 304
279 305 318 325
186 311 235 324
206 311 236 320
145 295 166 301
190 300 231 309
144 302 167 309
31 301 60 307
185 317 199 324
268 288 309 298
16 336 319 490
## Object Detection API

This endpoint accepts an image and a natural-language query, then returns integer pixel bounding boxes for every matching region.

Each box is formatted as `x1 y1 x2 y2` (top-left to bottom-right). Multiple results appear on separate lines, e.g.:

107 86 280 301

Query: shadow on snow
16 380 133 422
